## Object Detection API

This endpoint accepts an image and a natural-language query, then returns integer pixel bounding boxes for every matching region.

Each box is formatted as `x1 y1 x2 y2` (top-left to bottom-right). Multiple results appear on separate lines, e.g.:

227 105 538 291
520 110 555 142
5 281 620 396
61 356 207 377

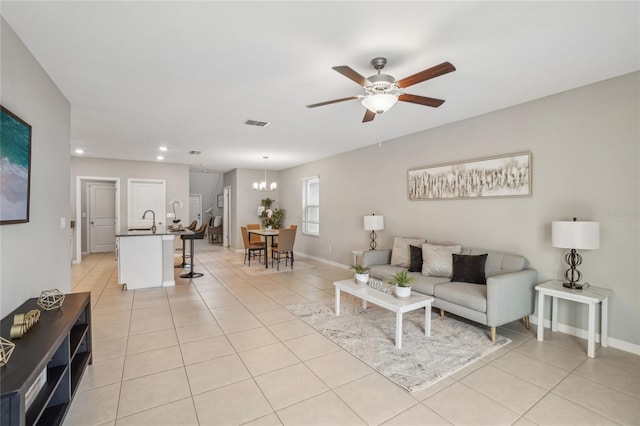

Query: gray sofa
361 247 538 342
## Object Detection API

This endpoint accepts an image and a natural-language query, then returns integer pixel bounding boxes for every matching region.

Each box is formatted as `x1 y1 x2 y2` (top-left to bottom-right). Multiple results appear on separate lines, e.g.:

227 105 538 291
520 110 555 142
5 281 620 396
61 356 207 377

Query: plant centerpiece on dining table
257 197 285 229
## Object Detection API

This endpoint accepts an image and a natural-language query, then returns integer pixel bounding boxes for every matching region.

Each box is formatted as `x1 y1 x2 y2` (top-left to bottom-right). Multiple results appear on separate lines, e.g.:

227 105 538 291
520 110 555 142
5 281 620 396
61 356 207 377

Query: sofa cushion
451 253 488 284
390 237 425 267
422 243 462 277
369 264 448 296
435 282 487 312
460 248 528 277
411 275 451 296
369 264 403 283
408 245 423 272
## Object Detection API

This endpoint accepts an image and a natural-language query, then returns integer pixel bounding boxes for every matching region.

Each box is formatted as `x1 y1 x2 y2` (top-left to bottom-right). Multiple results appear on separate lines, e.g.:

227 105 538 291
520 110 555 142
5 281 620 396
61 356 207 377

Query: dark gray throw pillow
408 245 423 272
451 253 488 284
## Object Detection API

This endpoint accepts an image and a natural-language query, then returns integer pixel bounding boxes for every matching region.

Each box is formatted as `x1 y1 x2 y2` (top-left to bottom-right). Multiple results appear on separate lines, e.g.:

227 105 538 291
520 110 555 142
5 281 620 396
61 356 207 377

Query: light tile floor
66 242 639 425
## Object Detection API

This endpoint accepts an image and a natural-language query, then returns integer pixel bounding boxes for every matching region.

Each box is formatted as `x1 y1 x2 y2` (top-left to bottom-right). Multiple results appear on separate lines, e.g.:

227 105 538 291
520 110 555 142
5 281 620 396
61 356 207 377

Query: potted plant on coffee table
350 264 370 284
387 269 415 298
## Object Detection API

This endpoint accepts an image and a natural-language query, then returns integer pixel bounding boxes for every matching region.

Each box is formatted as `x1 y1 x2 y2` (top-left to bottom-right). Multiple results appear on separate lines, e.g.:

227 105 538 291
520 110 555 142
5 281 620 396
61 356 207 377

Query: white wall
189 171 224 222
278 72 640 348
70 157 189 235
223 168 283 249
0 18 72 315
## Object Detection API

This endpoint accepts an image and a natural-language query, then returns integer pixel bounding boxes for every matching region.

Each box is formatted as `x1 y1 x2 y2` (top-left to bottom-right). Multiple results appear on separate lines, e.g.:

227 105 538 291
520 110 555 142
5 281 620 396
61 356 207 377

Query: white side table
352 249 366 266
535 280 612 358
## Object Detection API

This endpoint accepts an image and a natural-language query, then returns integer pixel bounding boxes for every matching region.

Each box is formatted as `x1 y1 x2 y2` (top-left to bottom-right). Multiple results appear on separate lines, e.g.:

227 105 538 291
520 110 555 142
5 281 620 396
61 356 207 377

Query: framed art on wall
217 194 224 208
1 106 32 224
408 152 531 200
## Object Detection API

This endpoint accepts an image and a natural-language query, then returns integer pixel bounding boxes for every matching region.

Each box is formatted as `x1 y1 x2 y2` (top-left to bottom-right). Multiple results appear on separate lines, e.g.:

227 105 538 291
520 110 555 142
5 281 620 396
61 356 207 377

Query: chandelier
253 156 277 191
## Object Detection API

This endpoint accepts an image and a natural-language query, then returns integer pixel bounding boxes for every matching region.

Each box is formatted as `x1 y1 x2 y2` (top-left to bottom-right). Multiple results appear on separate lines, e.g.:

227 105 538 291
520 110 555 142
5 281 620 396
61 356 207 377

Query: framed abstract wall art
1 106 32 224
408 152 531 200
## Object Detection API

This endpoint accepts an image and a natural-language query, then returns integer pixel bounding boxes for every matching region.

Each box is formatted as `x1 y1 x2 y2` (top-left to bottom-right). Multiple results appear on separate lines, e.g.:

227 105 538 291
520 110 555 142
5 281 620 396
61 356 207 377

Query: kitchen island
116 226 192 290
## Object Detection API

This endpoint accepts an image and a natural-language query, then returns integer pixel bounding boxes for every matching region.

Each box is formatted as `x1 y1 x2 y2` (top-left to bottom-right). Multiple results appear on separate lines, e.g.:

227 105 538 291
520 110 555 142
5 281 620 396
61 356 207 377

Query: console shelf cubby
1 292 92 426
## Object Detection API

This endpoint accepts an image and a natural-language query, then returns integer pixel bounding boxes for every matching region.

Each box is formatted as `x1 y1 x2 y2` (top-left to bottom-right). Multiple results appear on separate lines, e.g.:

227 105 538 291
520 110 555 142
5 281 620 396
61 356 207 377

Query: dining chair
241 226 265 266
271 228 296 270
247 223 262 245
272 224 297 249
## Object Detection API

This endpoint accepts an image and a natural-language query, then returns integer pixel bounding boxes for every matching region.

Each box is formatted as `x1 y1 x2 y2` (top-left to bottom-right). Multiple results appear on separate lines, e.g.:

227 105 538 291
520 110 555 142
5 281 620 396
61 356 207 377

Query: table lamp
364 214 384 250
551 217 599 289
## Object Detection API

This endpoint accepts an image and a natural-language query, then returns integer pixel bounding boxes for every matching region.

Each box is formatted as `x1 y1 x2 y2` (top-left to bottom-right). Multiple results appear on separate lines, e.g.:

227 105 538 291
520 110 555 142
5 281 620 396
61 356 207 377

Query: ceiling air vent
245 119 270 127
189 150 202 155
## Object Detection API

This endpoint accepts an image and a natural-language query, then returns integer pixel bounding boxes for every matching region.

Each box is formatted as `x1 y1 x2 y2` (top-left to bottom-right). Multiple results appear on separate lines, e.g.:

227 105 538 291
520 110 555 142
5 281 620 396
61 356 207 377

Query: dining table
247 228 279 268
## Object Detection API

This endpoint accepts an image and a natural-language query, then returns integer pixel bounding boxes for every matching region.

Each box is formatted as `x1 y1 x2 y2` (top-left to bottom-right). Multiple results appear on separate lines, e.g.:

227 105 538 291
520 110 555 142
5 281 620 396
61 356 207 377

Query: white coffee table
333 279 434 348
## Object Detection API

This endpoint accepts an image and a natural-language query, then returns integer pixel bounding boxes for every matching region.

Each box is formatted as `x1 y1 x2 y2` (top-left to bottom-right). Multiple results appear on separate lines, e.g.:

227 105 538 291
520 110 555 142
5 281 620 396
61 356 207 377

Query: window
302 176 319 236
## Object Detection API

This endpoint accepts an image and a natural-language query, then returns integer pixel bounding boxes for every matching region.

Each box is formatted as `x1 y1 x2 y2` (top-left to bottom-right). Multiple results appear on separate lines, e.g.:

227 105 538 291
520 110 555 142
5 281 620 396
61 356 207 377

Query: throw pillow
390 237 426 267
408 245 423 272
213 216 222 227
451 253 488 284
421 243 462 277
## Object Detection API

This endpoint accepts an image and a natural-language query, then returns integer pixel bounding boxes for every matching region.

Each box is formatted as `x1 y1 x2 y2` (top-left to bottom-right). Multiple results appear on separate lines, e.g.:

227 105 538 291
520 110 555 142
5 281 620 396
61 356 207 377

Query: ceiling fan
306 57 455 123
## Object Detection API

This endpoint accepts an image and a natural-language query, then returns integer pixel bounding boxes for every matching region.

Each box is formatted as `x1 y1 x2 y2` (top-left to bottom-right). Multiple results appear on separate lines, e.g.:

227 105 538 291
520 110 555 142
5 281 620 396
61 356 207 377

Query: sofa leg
524 316 530 329
439 309 445 318
490 327 496 343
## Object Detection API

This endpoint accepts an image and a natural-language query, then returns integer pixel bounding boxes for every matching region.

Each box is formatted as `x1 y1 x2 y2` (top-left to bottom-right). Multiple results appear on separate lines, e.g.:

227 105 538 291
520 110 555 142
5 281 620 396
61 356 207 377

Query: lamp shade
364 215 384 231
361 94 398 114
552 221 599 249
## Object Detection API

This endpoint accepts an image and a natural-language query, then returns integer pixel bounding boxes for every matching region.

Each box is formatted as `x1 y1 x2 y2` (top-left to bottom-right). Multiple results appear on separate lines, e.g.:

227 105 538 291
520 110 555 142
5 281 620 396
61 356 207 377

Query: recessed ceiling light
75 148 84 154
156 155 164 160
159 146 167 151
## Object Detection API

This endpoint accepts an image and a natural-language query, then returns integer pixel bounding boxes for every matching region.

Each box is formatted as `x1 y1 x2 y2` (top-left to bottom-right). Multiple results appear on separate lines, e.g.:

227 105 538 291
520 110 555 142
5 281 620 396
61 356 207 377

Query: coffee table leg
335 287 341 316
425 305 431 337
395 311 402 348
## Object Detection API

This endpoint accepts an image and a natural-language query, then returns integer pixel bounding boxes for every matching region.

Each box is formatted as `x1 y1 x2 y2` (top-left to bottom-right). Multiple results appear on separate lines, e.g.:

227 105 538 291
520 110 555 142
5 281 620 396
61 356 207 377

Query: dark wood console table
1 292 92 426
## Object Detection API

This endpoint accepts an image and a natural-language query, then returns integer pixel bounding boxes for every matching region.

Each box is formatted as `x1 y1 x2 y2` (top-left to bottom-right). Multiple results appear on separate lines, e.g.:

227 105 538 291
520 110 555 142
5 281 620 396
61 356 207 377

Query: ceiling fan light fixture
362 93 398 114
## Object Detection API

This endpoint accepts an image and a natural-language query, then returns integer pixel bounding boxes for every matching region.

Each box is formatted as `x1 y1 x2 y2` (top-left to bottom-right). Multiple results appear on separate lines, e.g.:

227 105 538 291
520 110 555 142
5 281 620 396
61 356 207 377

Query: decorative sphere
37 289 65 311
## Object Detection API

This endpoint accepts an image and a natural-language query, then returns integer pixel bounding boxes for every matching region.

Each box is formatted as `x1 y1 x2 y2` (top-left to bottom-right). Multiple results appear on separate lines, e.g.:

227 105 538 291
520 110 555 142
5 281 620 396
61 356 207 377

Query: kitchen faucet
142 210 157 233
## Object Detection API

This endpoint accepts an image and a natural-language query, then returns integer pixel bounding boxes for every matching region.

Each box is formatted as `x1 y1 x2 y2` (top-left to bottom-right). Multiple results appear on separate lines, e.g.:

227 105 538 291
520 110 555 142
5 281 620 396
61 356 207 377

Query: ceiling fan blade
362 109 376 123
398 93 446 108
306 96 358 108
332 66 369 87
396 62 456 89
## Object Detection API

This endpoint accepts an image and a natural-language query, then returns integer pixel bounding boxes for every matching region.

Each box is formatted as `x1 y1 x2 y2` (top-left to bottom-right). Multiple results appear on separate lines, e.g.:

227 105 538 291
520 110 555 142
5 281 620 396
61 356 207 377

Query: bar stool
179 223 207 279
175 220 198 268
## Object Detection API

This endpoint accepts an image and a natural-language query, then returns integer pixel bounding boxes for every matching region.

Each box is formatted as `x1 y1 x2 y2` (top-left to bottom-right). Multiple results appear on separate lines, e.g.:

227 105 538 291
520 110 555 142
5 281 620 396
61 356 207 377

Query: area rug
286 300 511 392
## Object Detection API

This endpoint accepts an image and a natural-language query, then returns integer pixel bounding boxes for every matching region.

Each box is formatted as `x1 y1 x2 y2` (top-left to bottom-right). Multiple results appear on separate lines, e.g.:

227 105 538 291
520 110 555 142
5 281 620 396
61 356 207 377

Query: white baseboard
530 315 640 355
293 252 350 269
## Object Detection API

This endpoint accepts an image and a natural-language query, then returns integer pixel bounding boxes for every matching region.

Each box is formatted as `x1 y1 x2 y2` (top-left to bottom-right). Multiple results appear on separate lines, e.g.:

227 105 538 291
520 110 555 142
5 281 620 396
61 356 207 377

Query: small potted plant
387 269 415 298
350 264 370 284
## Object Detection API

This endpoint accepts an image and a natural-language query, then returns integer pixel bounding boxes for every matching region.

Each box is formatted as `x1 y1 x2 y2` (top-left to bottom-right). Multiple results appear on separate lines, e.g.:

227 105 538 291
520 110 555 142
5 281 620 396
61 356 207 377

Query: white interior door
128 179 166 228
189 194 202 227
89 183 116 252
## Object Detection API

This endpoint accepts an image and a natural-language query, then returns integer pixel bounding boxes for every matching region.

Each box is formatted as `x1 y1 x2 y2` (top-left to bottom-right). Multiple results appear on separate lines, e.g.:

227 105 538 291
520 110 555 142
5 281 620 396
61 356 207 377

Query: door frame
75 176 120 264
223 185 231 247
127 178 166 227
